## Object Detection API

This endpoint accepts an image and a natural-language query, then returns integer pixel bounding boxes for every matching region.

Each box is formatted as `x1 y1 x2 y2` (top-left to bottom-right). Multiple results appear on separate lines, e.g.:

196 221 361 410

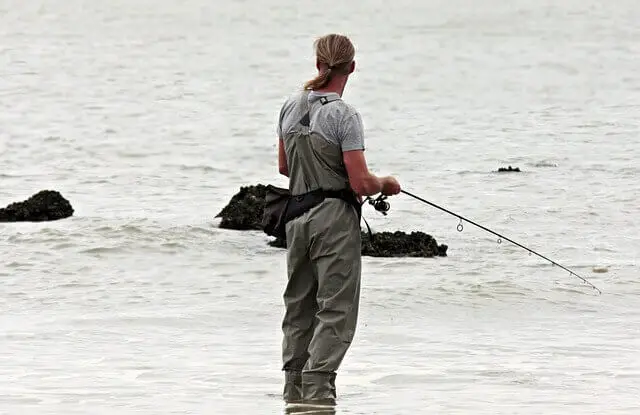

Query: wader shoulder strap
318 95 340 105
298 92 339 127
298 90 311 128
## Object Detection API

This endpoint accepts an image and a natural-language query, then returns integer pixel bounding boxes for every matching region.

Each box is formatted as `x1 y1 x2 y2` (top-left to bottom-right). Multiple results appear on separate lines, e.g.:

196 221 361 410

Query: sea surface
1 0 639 414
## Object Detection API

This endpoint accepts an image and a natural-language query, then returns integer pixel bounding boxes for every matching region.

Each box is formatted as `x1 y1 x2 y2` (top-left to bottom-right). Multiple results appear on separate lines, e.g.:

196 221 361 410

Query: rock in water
361 231 447 257
0 190 74 222
215 184 268 230
268 231 447 258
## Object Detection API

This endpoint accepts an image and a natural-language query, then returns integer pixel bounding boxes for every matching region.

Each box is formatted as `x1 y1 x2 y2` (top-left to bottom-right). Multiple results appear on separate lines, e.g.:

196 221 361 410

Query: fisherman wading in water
276 33 401 409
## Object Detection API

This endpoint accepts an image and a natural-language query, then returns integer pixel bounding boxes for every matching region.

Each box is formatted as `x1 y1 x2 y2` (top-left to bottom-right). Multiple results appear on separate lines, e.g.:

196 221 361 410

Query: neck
314 75 348 96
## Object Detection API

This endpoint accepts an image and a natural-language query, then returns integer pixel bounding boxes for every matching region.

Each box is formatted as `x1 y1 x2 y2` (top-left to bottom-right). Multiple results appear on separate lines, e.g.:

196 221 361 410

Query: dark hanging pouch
261 186 361 240
261 186 328 240
261 185 291 240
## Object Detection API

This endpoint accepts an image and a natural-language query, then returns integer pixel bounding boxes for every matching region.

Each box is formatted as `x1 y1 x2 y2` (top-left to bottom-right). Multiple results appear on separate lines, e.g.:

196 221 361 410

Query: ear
349 60 355 74
316 59 322 71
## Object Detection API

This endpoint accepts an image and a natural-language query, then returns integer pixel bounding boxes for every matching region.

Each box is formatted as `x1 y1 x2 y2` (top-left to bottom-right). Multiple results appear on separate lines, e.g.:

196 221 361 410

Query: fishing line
394 189 602 295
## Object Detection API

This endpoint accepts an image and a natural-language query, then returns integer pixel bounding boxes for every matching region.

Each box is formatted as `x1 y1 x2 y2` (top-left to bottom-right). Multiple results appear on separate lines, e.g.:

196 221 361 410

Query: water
1 0 639 413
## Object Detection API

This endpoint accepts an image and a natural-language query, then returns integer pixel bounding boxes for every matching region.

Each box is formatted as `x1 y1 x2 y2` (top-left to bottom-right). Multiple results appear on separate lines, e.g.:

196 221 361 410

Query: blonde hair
304 34 355 90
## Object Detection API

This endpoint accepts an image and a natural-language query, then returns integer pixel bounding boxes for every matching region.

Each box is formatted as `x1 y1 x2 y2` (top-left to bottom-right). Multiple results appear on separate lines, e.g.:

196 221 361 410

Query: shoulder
309 93 365 136
339 101 362 125
311 92 361 120
279 90 303 115
328 98 365 150
332 100 363 132
333 100 360 121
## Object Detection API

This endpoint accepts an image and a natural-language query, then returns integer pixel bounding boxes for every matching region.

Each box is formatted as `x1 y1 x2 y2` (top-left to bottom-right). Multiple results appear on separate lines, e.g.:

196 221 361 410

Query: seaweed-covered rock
0 190 74 222
215 184 268 230
269 231 448 258
498 165 520 172
361 231 447 257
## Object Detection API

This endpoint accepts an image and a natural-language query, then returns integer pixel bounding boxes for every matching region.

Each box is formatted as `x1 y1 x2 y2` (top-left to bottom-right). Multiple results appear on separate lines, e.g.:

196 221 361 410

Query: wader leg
303 208 362 404
282 221 318 403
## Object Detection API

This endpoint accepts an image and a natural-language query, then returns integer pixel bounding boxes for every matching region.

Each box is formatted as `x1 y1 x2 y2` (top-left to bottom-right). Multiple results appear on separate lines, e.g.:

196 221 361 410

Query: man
276 33 401 408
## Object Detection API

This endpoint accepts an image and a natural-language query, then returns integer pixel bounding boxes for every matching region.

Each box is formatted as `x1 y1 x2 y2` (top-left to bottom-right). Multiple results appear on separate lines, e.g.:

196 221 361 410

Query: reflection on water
284 403 336 415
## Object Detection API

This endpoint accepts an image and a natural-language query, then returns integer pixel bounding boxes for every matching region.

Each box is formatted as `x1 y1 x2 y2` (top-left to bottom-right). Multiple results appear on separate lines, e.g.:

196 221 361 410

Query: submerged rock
0 190 74 222
497 165 521 172
218 184 448 258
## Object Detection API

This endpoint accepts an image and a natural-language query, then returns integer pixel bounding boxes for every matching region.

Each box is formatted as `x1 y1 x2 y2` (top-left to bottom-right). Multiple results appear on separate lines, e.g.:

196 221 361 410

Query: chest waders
278 91 363 407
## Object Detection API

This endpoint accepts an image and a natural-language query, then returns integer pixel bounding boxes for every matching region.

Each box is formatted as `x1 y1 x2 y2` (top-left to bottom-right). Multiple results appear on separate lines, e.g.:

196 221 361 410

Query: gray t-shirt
277 90 365 152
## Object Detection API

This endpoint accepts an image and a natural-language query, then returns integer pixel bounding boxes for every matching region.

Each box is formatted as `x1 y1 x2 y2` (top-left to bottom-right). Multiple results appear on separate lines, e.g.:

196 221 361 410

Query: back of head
304 34 355 91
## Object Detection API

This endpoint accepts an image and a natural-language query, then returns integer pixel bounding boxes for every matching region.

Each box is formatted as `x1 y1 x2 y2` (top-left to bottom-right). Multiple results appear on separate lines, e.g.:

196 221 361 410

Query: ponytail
304 68 333 90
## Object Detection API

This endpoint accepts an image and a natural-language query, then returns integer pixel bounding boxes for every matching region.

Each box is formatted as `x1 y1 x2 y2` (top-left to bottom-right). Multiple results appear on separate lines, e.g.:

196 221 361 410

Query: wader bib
279 90 362 405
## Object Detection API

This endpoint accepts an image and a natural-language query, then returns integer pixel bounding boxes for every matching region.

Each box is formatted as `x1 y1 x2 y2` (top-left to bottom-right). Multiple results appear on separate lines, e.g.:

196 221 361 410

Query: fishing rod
366 190 602 295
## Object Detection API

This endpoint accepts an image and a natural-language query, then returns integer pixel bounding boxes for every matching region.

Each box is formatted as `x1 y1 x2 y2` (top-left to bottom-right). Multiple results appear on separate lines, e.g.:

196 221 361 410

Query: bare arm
278 138 289 177
343 150 384 196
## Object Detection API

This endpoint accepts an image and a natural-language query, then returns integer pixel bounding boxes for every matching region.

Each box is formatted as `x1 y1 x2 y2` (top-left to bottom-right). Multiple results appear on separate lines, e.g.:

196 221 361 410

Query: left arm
278 138 289 177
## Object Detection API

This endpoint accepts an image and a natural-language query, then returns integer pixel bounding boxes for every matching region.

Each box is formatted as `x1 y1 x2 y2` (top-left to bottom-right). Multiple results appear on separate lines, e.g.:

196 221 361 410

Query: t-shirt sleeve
338 112 365 152
276 103 285 139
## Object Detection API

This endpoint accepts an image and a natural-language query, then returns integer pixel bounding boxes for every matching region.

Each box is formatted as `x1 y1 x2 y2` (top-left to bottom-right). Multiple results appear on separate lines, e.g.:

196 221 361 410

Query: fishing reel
368 194 391 215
